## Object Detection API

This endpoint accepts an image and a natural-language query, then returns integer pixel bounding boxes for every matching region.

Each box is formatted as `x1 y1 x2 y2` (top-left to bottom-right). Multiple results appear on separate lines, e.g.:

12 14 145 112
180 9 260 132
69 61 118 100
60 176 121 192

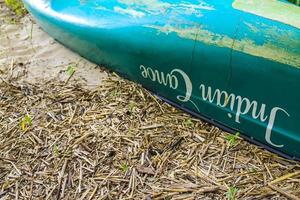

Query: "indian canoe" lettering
140 65 290 148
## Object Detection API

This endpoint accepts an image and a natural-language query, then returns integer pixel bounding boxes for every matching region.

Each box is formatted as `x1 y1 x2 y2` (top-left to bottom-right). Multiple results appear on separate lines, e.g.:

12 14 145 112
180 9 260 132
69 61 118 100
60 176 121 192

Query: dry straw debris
0 63 299 200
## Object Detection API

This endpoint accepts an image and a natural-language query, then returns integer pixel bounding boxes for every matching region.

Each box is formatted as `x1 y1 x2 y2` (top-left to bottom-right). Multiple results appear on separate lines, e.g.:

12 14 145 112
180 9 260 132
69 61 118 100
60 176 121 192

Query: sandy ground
0 3 107 87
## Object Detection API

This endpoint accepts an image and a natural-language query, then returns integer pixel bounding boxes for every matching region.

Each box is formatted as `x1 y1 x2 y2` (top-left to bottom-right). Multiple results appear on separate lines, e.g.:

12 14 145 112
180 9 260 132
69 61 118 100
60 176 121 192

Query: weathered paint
117 0 172 15
23 0 300 160
233 0 300 29
148 25 300 68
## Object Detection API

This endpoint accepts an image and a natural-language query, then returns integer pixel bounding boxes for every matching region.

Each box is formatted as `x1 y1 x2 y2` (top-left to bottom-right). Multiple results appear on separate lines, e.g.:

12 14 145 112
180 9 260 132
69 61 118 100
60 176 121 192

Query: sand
0 2 107 87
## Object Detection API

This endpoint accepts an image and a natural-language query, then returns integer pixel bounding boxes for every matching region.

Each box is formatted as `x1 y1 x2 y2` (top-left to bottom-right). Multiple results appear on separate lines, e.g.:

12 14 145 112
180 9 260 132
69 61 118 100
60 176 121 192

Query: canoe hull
24 0 300 160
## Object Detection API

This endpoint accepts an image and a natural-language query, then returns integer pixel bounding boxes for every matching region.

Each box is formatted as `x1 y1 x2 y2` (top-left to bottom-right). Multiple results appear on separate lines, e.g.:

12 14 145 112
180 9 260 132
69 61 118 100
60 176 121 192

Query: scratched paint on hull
232 0 300 29
148 25 300 68
117 0 171 15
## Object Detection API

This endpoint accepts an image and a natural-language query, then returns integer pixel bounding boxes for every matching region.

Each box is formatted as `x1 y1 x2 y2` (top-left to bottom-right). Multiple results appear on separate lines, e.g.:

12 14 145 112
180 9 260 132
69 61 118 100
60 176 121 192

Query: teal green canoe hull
23 0 300 160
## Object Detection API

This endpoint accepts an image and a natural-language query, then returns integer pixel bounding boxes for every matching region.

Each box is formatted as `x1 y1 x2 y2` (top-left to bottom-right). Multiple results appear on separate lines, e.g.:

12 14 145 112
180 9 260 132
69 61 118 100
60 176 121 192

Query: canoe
23 0 300 160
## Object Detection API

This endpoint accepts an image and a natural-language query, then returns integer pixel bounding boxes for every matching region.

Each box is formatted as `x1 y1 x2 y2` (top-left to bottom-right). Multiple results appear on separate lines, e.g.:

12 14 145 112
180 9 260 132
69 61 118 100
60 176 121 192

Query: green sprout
67 65 75 77
225 132 240 147
183 118 194 127
110 89 120 97
53 144 59 157
121 163 128 173
128 101 136 112
20 114 32 131
127 128 134 134
250 167 258 173
5 0 27 17
226 186 238 200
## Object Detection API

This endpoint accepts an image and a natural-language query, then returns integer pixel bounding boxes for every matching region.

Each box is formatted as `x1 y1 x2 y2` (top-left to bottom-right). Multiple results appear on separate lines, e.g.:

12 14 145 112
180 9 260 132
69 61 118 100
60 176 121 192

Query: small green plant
65 66 76 83
5 0 27 17
67 65 75 77
127 128 134 134
53 144 59 157
2 180 11 190
20 114 32 131
183 118 194 127
121 163 128 173
128 101 136 112
225 132 240 147
226 186 238 200
110 89 120 97
250 167 257 173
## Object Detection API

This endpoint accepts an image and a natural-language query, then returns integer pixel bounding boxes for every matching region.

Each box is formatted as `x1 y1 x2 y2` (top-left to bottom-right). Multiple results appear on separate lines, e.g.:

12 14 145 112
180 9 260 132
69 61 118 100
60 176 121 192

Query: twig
268 183 300 200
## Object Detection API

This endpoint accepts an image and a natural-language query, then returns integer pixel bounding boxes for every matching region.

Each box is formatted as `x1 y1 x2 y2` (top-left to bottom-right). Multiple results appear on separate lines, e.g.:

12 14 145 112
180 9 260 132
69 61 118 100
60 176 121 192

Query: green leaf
24 115 32 126
128 101 136 112
53 144 59 157
21 120 25 131
250 167 257 173
225 132 240 147
226 186 238 200
5 0 27 17
121 163 128 173
20 114 32 131
183 118 194 127
67 65 75 77
110 89 120 97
